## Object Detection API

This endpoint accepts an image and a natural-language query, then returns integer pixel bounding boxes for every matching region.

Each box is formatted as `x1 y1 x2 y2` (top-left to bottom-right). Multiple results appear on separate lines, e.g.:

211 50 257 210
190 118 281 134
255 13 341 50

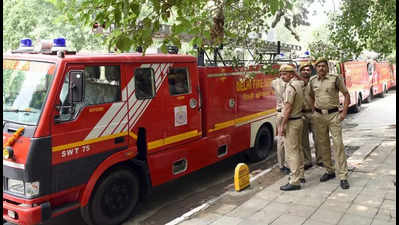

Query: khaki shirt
283 79 304 118
303 82 313 110
309 73 348 110
271 77 287 111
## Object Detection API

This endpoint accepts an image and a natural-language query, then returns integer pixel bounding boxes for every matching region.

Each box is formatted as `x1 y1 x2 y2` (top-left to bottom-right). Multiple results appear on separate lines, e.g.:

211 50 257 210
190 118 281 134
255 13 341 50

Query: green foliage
307 40 352 61
328 0 396 59
53 0 312 54
3 0 105 52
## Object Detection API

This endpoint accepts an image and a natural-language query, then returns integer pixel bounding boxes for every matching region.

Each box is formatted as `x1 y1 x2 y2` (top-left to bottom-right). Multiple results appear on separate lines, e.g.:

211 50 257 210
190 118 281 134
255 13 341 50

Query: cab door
163 63 202 148
51 63 128 191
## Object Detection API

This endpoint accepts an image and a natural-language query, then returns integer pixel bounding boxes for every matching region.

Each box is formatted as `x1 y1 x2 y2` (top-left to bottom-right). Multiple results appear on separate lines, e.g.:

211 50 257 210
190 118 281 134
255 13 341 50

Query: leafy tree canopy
3 0 104 52
328 0 396 59
52 0 316 54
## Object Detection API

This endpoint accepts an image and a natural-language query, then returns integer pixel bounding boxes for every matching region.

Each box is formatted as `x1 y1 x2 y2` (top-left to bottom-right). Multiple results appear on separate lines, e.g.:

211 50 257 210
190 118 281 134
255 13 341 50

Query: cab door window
55 65 121 122
134 68 155 99
167 68 191 95
84 65 121 105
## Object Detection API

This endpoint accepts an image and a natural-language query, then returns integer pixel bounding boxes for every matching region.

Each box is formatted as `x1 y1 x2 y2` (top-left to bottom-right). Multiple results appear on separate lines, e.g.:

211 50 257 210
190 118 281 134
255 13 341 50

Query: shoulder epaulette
309 75 317 82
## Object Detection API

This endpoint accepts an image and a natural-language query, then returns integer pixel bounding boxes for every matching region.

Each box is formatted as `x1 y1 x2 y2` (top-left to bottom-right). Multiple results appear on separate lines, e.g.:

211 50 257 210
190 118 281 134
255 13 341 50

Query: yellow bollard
234 163 250 191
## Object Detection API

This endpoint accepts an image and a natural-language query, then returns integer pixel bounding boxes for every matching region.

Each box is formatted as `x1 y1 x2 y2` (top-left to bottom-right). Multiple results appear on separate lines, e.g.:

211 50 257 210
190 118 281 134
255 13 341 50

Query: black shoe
304 164 313 170
340 180 350 189
320 173 336 182
280 166 290 175
300 178 306 183
280 183 301 191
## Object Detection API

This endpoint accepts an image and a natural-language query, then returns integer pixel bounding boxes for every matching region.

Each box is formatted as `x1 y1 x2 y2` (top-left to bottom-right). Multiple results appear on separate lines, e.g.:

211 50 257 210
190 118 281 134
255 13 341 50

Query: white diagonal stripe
85 102 125 140
101 103 128 136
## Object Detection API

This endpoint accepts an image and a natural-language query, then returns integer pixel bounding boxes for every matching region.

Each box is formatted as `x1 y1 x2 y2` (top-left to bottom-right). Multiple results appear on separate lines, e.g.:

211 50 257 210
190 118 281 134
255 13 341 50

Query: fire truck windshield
3 59 56 125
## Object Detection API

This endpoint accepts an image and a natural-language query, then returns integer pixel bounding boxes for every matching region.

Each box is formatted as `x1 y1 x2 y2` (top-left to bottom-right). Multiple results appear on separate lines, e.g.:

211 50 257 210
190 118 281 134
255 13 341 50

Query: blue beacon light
53 38 66 47
20 38 33 47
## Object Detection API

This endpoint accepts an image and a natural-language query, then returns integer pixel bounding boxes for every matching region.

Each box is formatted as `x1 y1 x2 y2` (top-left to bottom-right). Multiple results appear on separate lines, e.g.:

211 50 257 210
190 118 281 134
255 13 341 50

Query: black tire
380 88 385 98
247 126 273 162
81 169 139 225
363 92 371 103
351 96 361 113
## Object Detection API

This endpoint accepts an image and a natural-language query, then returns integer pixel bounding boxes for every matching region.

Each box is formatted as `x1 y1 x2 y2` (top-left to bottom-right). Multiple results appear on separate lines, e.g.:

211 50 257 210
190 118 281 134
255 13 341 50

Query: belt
288 117 302 120
315 107 339 114
302 109 312 113
277 109 282 112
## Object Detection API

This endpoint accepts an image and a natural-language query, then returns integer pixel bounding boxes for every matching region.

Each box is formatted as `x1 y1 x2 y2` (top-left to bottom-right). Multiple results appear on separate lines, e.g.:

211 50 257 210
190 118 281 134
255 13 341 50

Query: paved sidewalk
174 138 396 225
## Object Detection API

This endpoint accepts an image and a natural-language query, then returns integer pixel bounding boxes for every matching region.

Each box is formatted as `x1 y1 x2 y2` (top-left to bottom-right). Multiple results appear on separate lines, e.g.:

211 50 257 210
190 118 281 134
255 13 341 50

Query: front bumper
3 200 50 225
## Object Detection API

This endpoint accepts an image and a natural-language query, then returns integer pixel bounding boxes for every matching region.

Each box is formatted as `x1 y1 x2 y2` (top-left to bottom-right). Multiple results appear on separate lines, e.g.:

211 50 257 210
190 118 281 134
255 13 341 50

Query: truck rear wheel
247 126 273 162
350 95 361 113
363 92 371 103
81 169 139 225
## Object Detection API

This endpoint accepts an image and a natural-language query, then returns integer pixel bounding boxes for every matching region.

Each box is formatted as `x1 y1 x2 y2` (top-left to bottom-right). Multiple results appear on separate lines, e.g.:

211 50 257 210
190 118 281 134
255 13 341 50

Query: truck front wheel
247 126 273 162
81 169 139 225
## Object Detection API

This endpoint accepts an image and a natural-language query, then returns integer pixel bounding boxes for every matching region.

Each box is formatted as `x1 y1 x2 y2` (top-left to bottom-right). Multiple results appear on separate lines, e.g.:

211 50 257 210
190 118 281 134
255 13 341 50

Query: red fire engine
391 64 396 88
338 60 373 112
372 61 392 97
3 39 282 225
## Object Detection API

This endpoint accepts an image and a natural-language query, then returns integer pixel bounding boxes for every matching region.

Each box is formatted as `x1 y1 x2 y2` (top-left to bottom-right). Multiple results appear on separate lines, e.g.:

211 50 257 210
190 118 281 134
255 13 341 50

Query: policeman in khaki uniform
271 73 290 174
298 62 321 169
309 58 351 189
278 64 305 191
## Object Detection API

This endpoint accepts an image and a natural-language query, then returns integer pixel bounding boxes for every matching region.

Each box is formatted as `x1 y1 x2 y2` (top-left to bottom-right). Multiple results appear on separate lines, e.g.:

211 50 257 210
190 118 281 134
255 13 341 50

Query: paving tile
303 219 335 225
346 204 379 218
236 218 267 225
298 195 327 207
328 189 360 202
337 214 373 225
274 193 303 204
370 218 397 225
380 200 396 211
318 199 352 212
309 208 344 225
259 202 288 213
250 209 281 224
210 216 243 225
254 190 281 202
375 208 396 221
211 204 238 215
226 198 268 219
384 190 396 201
286 203 318 218
353 195 384 208
270 214 307 225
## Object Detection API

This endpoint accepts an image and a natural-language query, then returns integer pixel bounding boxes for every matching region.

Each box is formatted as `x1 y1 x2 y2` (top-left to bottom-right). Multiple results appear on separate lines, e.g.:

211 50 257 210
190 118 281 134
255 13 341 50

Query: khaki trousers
284 118 304 185
276 113 286 168
302 112 320 165
312 111 348 180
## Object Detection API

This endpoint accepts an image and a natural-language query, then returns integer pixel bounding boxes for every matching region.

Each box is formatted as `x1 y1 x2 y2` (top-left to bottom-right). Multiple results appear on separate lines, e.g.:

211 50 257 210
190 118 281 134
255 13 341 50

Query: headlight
25 181 40 198
7 178 40 197
7 178 24 195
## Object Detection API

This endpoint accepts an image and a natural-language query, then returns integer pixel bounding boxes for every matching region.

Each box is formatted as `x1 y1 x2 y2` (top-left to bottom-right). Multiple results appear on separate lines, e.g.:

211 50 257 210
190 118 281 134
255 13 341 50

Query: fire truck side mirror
69 71 84 103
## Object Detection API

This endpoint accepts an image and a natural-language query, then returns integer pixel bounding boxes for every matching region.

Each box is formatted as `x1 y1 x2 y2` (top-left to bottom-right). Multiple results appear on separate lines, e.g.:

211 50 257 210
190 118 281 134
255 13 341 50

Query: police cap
299 61 313 72
279 64 296 72
315 57 328 66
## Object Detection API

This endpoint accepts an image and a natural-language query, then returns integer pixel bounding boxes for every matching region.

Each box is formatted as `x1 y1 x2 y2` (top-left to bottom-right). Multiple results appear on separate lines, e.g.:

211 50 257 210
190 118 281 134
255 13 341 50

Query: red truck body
372 61 392 95
340 61 372 109
3 52 277 225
